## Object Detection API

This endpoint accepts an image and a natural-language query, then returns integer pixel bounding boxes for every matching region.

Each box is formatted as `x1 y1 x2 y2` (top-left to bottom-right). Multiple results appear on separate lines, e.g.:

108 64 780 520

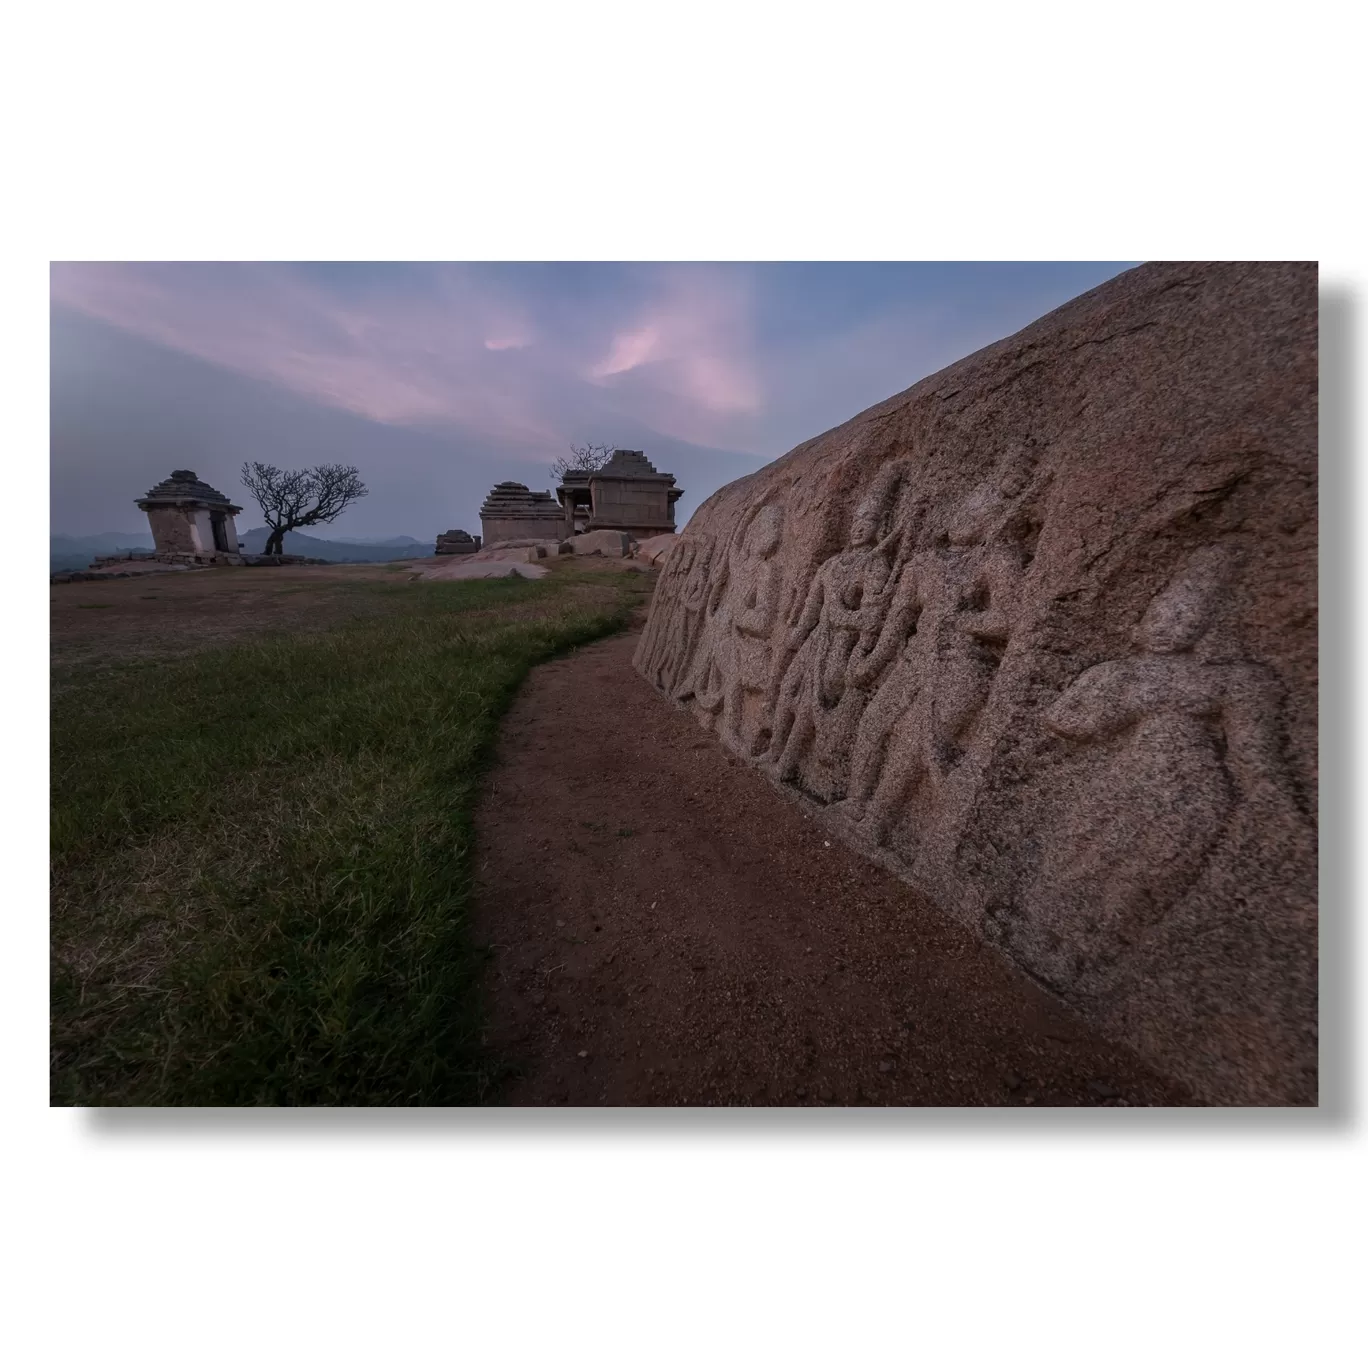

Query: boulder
416 559 547 581
482 537 546 552
468 542 555 564
523 541 571 561
635 533 679 566
568 529 634 558
634 261 1318 1106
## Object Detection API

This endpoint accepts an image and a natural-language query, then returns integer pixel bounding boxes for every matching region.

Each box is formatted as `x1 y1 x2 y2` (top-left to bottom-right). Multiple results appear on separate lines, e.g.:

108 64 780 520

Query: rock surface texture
635 533 679 566
634 261 1317 1105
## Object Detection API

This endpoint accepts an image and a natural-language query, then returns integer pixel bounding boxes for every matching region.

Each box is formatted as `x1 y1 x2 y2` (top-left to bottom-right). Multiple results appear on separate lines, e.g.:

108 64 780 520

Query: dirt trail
473 627 1192 1107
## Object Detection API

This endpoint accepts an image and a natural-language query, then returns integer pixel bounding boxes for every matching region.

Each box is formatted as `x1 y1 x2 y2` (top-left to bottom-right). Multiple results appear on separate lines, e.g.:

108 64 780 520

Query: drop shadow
69 282 1348 1139
84 1103 1328 1138
1317 281 1355 1125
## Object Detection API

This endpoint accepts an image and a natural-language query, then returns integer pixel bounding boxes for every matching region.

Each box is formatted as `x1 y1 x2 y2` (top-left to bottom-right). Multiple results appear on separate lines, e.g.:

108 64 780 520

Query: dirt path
472 627 1192 1106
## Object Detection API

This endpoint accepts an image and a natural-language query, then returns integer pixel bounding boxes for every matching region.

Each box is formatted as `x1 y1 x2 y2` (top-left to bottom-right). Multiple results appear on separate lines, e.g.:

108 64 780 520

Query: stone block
568 529 633 558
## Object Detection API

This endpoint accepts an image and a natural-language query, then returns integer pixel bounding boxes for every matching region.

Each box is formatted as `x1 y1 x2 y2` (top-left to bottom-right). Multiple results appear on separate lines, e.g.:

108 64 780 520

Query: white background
6 3 1361 1364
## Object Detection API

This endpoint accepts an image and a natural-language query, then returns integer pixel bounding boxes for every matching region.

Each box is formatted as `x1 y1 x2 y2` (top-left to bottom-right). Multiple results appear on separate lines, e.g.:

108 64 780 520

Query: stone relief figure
836 471 1030 846
662 536 717 699
637 537 695 689
693 503 786 752
765 462 909 798
635 537 691 686
1023 545 1299 964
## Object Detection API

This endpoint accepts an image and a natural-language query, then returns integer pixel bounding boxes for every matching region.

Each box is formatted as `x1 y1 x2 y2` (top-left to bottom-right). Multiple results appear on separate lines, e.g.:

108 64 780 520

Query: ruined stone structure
436 528 481 555
480 482 568 547
557 450 682 539
635 261 1318 1106
136 470 244 564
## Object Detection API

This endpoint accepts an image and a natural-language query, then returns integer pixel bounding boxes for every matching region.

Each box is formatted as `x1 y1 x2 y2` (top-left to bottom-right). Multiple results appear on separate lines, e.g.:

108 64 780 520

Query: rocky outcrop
415 559 547 581
635 261 1317 1105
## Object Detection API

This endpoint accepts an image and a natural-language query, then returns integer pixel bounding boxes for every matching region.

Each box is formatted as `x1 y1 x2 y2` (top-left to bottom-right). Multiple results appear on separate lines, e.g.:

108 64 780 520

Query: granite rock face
634 261 1317 1105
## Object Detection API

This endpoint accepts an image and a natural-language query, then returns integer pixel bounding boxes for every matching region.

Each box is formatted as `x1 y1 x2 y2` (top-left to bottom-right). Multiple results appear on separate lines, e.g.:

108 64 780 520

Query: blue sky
50 261 1137 538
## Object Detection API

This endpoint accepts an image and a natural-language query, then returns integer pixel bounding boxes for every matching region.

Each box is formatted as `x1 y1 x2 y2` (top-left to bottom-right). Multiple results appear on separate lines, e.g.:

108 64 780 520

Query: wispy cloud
50 260 1138 537
588 267 762 423
50 262 568 446
49 261 767 455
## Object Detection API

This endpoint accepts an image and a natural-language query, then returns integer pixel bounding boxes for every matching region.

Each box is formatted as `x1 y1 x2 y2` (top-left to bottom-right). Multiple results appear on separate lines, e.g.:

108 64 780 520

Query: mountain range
236 528 430 561
51 529 431 572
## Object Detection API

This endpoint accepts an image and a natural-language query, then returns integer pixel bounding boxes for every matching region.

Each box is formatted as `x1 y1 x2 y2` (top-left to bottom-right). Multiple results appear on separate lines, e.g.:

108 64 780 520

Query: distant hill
52 531 155 553
51 532 155 572
51 528 430 571
334 535 428 547
238 528 432 562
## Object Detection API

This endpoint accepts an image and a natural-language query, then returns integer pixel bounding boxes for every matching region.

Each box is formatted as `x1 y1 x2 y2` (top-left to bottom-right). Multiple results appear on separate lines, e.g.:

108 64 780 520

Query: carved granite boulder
634 261 1317 1105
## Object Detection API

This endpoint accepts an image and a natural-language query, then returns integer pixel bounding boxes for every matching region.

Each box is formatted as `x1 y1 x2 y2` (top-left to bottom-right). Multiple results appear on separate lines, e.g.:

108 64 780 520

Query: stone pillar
191 509 214 554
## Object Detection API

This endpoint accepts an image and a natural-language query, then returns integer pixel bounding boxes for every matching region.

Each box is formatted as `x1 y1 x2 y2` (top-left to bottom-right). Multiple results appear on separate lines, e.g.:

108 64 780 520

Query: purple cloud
50 261 1139 537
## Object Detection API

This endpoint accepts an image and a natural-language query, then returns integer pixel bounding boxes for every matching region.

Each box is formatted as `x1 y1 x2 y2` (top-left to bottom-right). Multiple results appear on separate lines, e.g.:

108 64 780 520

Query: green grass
51 571 644 1105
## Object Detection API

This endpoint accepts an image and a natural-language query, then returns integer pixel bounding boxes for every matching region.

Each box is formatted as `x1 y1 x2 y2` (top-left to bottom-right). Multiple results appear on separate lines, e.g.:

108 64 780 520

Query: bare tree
551 442 617 483
240 462 369 556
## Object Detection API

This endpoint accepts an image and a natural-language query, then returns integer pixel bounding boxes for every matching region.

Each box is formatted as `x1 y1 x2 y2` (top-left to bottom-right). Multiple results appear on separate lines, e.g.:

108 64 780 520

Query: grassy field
50 562 649 1105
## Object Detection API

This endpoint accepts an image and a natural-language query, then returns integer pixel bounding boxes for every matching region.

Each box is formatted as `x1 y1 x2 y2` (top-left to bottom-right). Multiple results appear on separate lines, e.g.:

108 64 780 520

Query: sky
50 262 1138 539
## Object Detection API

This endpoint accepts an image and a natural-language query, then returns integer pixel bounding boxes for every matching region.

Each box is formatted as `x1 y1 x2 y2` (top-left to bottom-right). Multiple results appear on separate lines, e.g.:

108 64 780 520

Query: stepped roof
598 449 675 481
558 450 680 497
480 481 564 518
136 470 241 511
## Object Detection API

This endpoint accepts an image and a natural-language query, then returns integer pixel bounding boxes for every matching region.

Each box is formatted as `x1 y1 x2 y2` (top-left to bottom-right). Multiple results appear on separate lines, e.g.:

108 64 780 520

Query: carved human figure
636 537 694 686
693 504 785 750
665 536 717 699
636 533 716 696
838 477 1027 845
1025 546 1295 961
766 464 907 794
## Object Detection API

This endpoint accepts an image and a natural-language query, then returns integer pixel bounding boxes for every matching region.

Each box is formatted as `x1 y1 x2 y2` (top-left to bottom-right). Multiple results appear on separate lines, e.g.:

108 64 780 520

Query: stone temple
478 452 684 548
557 449 682 539
436 528 482 555
479 482 569 547
137 470 244 564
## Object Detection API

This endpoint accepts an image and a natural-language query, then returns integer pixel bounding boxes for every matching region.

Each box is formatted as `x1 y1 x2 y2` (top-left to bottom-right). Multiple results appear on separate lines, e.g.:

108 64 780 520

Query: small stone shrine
479 481 569 547
436 528 482 555
557 449 682 539
136 470 244 564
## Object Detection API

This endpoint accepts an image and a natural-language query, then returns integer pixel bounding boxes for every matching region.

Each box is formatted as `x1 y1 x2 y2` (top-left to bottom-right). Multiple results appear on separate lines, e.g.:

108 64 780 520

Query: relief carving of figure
1024 545 1301 964
636 537 694 688
765 462 909 799
837 471 1029 846
664 536 718 700
693 504 785 752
